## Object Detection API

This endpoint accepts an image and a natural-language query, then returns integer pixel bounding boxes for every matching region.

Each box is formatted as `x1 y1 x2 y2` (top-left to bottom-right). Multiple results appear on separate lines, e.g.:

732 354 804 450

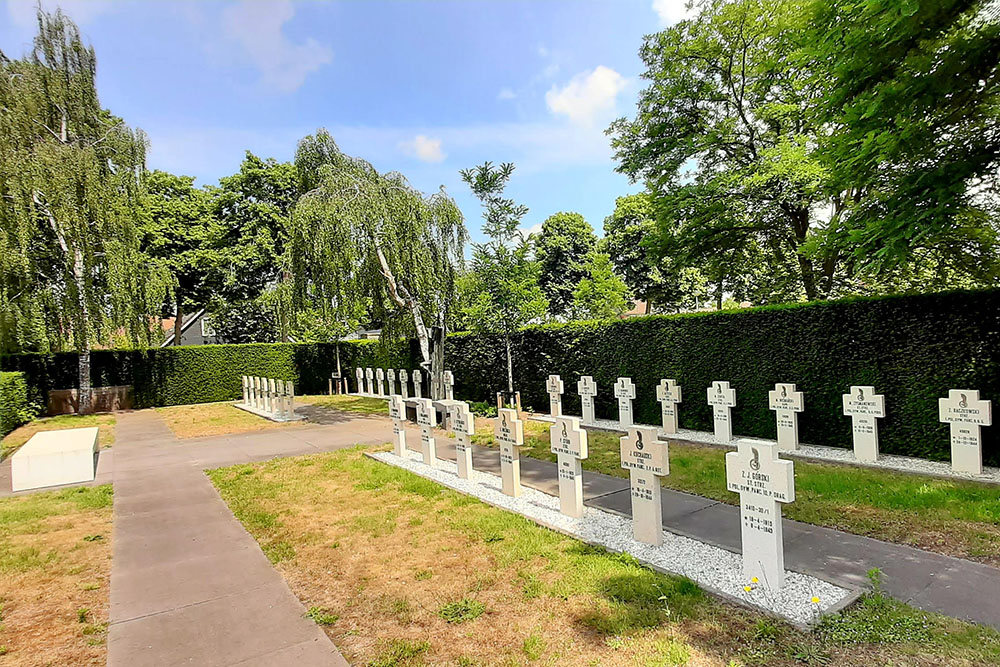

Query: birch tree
0 9 167 411
289 130 466 397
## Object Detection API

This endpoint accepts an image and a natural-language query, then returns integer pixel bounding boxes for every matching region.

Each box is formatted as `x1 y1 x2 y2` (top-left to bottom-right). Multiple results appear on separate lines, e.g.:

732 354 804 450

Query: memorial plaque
389 394 407 457
443 370 455 401
376 368 386 397
614 377 637 427
413 369 423 398
707 381 736 442
451 401 475 478
546 375 565 417
550 416 588 517
387 369 397 395
400 370 409 399
578 376 598 425
365 368 375 396
620 426 668 545
768 383 804 451
415 398 438 467
842 385 886 463
725 441 795 589
939 389 992 475
495 408 525 497
656 379 682 434
356 368 364 395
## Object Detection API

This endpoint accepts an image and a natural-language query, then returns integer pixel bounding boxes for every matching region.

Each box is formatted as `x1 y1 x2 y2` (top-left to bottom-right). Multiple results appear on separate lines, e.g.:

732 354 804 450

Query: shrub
0 372 37 437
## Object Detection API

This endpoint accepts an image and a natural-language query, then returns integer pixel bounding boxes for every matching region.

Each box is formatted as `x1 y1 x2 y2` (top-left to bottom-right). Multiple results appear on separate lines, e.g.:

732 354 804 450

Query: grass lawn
1 414 116 460
0 485 113 666
209 448 1000 666
472 419 1000 567
298 394 389 415
155 402 305 439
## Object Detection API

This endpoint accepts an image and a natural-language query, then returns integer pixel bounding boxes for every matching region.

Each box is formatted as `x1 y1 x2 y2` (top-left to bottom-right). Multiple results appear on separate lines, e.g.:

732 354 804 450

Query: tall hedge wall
444 289 1000 465
0 341 413 410
0 371 35 437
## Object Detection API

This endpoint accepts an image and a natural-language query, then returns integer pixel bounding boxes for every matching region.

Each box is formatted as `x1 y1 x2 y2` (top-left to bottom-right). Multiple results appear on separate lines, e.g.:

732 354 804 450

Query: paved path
107 411 396 667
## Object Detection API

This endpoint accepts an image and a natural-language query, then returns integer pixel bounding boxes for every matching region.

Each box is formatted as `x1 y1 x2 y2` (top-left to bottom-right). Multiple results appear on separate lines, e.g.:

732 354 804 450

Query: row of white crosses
240 376 296 420
355 368 455 401
548 374 994 476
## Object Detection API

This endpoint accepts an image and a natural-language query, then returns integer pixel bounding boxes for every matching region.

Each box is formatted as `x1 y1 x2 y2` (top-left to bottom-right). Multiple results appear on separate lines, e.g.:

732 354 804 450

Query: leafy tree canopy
571 252 633 320
534 211 597 318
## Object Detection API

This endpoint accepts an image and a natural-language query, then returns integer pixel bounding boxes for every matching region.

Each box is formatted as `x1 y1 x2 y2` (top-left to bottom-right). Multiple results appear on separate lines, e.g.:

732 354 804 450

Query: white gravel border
531 414 1000 484
370 450 852 626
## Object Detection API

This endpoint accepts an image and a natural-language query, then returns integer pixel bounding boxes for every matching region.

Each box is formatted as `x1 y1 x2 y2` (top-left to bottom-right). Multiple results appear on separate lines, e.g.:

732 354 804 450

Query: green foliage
534 211 597 317
818 590 932 645
367 638 430 667
572 252 633 320
437 598 485 623
304 606 338 626
0 372 37 438
445 289 1000 464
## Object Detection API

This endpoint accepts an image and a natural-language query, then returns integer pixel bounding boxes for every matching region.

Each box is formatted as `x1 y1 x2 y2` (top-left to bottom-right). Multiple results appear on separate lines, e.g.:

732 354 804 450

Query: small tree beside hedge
1 372 37 438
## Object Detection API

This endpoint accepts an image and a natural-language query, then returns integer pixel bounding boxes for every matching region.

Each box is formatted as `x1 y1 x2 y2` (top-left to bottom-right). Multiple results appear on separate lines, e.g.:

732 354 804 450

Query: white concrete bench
12 427 99 492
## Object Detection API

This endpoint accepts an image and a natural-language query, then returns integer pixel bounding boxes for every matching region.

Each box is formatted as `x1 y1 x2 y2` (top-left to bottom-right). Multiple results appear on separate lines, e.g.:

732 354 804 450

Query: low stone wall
47 385 133 415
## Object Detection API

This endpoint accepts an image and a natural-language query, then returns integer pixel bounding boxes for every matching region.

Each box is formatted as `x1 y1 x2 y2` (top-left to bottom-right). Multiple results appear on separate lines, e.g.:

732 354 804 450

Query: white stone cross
389 394 407 457
939 389 992 475
365 368 375 396
443 370 455 401
620 426 668 545
252 377 261 408
376 368 386 397
267 378 277 415
843 385 885 463
412 369 423 398
546 374 564 417
414 398 437 467
241 376 249 405
495 408 525 497
284 380 295 419
355 368 364 395
275 380 285 418
614 377 636 427
725 440 795 589
550 416 588 518
707 381 737 442
656 379 682 434
578 376 598 425
399 370 409 399
451 401 475 479
768 383 804 451
387 369 397 396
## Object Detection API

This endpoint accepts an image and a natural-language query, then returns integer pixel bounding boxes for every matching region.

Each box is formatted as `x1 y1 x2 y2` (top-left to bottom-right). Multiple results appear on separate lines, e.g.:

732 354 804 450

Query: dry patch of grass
156 402 304 439
298 394 389 415
2 414 116 460
209 448 1000 666
0 485 113 666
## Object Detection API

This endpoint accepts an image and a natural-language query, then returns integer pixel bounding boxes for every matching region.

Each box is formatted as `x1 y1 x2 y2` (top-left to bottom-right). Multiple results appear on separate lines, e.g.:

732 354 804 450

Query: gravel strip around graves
531 414 1000 484
371 450 851 626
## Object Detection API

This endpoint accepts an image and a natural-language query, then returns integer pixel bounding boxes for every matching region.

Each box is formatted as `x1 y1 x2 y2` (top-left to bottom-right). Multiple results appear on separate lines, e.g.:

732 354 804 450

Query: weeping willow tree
0 9 168 412
290 130 466 398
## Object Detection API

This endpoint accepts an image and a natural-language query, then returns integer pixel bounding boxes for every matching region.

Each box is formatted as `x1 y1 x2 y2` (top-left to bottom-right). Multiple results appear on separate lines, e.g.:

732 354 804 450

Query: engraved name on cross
495 408 525 497
707 381 736 442
412 369 423 398
615 377 636 427
415 398 437 467
547 375 564 417
578 376 598 425
550 416 589 517
842 385 885 463
620 426 669 545
451 401 475 479
387 369 397 396
376 368 385 397
768 383 804 451
443 370 455 401
355 368 364 395
399 370 409 399
389 394 407 457
656 379 682 434
939 389 992 475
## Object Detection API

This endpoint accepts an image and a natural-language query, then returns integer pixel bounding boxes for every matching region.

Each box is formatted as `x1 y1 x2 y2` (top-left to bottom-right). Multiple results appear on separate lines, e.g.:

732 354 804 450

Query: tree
289 130 466 397
571 252 633 320
460 162 548 396
534 211 596 317
140 170 217 345
0 9 168 411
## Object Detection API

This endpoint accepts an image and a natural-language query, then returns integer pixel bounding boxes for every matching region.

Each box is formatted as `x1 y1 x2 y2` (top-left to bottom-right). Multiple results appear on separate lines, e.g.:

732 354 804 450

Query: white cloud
398 134 446 163
545 66 627 127
497 87 516 101
221 0 332 93
652 0 695 25
5 0 114 29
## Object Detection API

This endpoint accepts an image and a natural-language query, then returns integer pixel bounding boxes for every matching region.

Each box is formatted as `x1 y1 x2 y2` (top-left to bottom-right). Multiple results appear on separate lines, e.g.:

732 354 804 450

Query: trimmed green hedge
444 289 1000 466
1 371 35 437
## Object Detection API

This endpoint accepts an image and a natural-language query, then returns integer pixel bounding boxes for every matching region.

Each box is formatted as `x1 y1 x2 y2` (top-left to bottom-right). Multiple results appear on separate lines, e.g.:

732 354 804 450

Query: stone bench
11 427 98 492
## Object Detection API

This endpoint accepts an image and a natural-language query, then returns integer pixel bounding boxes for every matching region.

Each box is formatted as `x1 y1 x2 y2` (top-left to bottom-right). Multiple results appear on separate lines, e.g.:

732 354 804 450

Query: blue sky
1 0 691 242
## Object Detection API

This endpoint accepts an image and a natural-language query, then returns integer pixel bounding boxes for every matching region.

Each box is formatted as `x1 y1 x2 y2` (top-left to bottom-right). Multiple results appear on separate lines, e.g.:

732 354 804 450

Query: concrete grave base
12 426 99 492
234 402 306 423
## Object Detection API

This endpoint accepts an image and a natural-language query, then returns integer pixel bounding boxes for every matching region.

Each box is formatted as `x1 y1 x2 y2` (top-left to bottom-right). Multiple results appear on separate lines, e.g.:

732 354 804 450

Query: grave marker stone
284 380 295 419
842 386 886 463
376 368 386 396
495 408 525 496
725 441 795 589
268 378 277 415
254 377 262 408
400 370 409 399
413 369 423 398
547 375 565 417
356 368 364 395
615 377 636 427
768 383 804 451
578 376 598 424
550 416 589 517
939 389 992 475
451 401 475 478
387 369 397 396
620 426 669 545
365 368 375 396
415 397 437 467
707 381 736 442
242 376 249 405
389 394 407 457
656 379 682 434
443 370 455 400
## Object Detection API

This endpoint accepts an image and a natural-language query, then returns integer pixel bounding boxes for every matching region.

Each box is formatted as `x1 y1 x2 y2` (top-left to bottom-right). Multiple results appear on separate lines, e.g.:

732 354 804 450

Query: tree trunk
374 244 432 368
174 291 183 346
430 325 445 400
797 254 819 301
74 248 92 415
715 279 724 310
504 335 514 395
644 300 651 315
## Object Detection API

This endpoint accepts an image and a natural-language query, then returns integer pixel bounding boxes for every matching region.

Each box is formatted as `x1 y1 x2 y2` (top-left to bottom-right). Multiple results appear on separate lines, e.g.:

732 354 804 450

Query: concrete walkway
107 411 396 667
